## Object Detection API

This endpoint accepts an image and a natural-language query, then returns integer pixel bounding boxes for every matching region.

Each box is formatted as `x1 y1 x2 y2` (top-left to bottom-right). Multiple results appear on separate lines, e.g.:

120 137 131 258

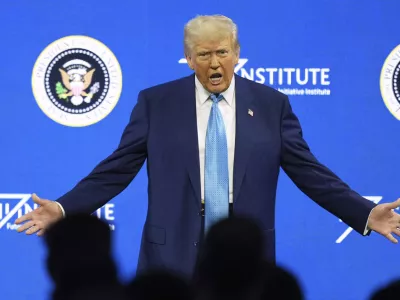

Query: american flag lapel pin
248 109 253 117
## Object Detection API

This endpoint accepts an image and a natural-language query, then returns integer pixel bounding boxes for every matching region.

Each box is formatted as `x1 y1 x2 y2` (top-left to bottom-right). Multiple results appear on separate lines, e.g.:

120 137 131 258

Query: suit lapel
233 75 255 203
179 74 201 208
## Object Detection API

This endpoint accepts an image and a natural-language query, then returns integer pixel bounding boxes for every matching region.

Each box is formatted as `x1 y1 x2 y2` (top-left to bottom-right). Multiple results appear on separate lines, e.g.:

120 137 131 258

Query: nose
210 53 220 69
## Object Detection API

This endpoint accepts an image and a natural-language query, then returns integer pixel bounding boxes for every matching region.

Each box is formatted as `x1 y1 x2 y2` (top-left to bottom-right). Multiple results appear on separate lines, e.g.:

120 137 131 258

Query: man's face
186 37 239 94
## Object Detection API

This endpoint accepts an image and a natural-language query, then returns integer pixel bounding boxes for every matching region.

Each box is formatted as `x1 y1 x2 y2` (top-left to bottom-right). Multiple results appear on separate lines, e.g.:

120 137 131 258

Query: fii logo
178 58 331 96
0 194 116 231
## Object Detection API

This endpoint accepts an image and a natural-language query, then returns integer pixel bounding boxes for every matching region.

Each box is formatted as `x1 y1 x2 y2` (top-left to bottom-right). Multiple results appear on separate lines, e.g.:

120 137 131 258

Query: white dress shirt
195 75 236 204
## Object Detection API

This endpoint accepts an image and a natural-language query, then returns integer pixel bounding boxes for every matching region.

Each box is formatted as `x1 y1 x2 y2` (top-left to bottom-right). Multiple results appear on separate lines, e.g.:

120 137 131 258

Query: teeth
210 77 222 84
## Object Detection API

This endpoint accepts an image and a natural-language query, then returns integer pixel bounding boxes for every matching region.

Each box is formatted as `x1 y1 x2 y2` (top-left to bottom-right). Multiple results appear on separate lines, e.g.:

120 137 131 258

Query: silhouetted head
370 279 400 300
261 263 303 300
44 214 117 293
194 216 265 295
126 269 193 300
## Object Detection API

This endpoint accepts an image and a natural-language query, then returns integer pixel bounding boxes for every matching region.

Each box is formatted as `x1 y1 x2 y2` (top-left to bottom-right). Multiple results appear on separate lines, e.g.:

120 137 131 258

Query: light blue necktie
204 93 229 233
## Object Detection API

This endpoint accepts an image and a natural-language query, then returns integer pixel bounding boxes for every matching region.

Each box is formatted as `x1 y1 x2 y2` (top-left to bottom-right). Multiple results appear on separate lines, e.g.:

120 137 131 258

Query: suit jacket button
193 241 198 247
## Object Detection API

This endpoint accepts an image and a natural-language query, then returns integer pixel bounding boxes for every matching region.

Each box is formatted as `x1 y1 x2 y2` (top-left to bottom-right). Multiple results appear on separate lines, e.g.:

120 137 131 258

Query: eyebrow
197 47 229 52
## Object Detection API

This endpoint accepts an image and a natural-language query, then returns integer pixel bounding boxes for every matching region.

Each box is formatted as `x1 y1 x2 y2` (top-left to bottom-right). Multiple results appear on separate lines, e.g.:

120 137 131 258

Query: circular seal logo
380 45 400 120
32 35 122 127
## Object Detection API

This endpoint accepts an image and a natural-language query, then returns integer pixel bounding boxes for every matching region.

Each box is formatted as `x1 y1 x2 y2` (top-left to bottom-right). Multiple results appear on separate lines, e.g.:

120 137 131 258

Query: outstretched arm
56 90 149 214
16 91 149 235
279 95 375 235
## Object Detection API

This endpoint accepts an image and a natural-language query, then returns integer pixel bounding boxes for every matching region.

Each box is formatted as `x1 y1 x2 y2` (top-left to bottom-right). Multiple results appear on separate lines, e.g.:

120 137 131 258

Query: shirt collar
195 74 235 107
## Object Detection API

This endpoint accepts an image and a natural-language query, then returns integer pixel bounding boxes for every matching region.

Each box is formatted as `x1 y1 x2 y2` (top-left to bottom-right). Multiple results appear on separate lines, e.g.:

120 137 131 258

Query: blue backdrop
1 0 400 299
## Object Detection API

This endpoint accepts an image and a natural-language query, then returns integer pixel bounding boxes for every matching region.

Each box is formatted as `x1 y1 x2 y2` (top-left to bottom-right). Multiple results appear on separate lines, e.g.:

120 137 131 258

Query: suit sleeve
279 95 376 235
56 91 149 214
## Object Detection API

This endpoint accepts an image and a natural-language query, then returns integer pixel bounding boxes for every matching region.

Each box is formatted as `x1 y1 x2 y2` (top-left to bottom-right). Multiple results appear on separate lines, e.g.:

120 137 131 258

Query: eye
217 49 228 55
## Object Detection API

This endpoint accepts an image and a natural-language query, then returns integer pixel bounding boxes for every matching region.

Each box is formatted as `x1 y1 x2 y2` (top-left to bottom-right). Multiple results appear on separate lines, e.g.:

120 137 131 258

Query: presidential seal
32 36 122 127
380 45 400 120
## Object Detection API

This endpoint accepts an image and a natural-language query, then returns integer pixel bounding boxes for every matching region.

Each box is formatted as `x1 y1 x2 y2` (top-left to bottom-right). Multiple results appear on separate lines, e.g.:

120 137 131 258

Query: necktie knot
210 93 224 104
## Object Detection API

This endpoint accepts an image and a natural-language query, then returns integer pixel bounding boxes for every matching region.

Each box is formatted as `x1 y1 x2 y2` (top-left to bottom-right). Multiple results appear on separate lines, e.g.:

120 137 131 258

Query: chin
207 84 227 94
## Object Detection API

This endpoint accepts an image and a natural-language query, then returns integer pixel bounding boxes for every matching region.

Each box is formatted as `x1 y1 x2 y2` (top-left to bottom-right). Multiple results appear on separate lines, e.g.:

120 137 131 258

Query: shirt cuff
55 201 66 218
363 207 375 235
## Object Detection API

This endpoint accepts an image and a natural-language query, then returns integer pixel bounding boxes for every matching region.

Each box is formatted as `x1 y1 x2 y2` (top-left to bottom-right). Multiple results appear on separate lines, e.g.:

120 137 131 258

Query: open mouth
209 73 223 85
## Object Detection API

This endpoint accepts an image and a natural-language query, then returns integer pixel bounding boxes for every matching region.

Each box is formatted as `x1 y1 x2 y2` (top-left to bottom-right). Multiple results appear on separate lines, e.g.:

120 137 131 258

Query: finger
36 229 45 237
15 211 34 224
16 220 36 233
15 206 43 224
31 193 48 206
26 224 41 235
386 232 398 244
393 228 400 237
386 198 400 210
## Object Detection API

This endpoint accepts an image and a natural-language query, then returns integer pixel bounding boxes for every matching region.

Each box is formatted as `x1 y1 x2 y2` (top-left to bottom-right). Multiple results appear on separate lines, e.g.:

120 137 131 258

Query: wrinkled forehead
192 35 235 53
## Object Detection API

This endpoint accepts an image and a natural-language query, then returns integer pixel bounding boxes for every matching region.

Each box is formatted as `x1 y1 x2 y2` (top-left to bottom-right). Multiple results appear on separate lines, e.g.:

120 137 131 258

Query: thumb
31 193 48 206
385 198 400 210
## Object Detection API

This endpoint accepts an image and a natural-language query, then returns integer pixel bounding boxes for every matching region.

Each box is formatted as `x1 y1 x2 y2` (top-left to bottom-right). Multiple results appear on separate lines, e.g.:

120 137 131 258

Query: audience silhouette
41 213 393 300
126 269 193 300
44 214 126 300
370 280 400 300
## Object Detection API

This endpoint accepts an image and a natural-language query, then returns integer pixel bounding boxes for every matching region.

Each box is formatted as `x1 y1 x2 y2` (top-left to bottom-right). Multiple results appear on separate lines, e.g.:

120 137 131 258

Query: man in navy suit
16 14 400 276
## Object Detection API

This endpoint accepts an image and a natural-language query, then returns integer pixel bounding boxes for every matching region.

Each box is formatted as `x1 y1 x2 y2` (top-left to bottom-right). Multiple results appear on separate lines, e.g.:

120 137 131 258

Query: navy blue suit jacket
57 74 376 276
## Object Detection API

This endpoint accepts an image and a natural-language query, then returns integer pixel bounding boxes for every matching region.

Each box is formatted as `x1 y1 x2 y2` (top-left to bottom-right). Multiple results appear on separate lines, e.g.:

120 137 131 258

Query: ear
234 47 240 65
185 54 194 70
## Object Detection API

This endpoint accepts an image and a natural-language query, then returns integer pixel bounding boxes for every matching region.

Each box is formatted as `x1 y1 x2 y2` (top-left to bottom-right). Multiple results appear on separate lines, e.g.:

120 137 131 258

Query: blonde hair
184 15 240 56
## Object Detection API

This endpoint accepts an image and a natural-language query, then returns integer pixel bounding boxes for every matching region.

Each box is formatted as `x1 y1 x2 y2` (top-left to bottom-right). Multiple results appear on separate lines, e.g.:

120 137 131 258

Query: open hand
15 193 63 236
367 198 400 243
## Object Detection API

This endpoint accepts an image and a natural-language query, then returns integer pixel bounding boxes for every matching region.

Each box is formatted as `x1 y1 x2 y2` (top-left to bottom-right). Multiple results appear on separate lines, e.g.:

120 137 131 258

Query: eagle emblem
56 59 100 106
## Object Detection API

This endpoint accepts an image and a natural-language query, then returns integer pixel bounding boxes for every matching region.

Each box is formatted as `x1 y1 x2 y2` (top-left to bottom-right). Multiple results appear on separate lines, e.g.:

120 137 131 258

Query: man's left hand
367 198 400 243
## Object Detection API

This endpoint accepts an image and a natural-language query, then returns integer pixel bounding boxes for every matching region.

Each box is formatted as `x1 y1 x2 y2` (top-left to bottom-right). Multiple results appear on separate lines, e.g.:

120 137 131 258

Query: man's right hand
15 193 63 236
